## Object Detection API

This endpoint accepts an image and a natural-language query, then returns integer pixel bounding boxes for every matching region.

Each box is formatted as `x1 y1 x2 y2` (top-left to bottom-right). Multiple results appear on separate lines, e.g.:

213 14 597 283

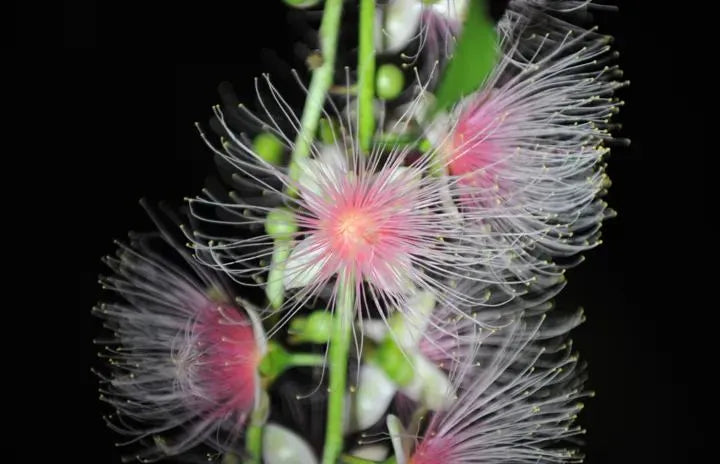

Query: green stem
243 391 270 464
289 352 325 367
266 240 290 311
288 0 345 188
357 0 376 153
322 273 355 464
265 0 344 311
243 426 262 464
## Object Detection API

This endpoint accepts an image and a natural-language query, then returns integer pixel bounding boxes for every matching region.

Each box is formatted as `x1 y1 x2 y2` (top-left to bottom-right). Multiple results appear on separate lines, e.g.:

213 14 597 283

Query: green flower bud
289 310 332 344
373 337 414 386
265 208 298 241
266 243 291 310
253 132 285 166
418 138 432 153
376 64 405 101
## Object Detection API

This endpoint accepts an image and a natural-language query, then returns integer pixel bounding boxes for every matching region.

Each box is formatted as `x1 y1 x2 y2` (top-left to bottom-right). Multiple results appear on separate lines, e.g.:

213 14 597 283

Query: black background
45 1 710 462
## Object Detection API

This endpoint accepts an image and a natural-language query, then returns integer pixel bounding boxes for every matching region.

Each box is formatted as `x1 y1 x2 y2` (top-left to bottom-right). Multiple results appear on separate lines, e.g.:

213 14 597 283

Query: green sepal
265 208 298 240
289 310 332 344
258 341 292 383
371 337 414 386
265 242 291 310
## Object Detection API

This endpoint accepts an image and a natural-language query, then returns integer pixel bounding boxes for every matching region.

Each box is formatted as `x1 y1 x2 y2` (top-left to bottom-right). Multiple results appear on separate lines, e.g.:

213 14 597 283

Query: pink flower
441 91 505 193
423 1 626 277
388 312 588 464
189 105 525 323
285 149 427 295
95 218 266 461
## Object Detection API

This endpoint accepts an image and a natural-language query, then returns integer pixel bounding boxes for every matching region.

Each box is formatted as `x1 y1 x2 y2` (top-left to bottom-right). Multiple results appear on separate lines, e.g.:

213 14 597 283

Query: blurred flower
348 279 569 431
388 312 589 464
94 210 266 461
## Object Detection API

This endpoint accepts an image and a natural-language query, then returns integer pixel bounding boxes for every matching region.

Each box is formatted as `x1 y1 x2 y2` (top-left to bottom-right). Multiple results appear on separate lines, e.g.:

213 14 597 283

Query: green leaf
432 0 497 115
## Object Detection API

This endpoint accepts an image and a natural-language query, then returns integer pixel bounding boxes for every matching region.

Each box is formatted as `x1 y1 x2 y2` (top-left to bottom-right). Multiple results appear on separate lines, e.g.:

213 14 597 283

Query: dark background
50 1 710 462
64 0 96 48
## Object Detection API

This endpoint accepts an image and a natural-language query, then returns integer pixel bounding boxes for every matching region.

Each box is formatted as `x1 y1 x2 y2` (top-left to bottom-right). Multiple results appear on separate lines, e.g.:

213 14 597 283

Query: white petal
360 319 388 343
242 301 268 355
348 444 389 461
283 238 326 290
401 353 455 411
297 144 346 198
424 106 454 148
349 364 398 432
430 0 468 22
394 290 436 349
386 414 409 464
374 9 385 50
383 0 423 52
263 423 319 464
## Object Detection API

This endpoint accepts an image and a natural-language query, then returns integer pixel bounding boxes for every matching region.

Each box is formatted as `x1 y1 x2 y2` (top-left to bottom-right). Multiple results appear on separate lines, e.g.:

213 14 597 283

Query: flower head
388 311 588 464
424 1 626 277
94 209 266 461
287 147 423 294
187 84 538 329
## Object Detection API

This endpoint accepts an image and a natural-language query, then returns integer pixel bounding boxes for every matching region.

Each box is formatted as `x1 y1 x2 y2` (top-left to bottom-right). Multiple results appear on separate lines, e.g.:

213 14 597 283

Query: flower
424 0 626 278
94 208 266 461
388 311 589 464
348 280 570 431
188 91 538 325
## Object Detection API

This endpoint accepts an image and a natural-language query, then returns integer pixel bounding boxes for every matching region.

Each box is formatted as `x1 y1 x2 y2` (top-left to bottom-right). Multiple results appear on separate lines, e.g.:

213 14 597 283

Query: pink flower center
197 303 259 417
330 208 381 261
409 434 455 464
446 98 504 191
304 170 419 291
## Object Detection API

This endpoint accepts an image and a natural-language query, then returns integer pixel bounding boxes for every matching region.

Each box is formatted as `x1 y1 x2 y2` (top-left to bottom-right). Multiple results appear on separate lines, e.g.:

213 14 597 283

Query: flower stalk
357 0 376 153
322 272 355 464
288 0 344 185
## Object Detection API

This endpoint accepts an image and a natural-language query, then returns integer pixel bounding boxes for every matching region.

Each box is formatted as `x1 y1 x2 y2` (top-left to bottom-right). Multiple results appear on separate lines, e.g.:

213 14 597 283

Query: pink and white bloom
349 281 572 431
388 312 588 464
188 0 624 335
95 222 266 461
188 88 534 328
425 0 625 280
